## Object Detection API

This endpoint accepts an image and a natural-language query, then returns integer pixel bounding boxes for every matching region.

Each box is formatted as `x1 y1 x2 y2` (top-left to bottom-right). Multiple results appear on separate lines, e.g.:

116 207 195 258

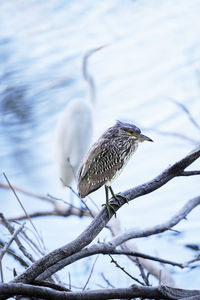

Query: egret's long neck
82 50 96 104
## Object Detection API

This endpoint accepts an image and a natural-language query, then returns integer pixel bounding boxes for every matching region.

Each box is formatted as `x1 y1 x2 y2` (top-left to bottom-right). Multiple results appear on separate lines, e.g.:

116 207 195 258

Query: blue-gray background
0 0 200 289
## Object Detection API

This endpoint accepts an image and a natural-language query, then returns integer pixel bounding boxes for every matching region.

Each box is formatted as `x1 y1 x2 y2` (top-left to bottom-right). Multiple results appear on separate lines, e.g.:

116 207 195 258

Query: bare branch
135 257 150 286
35 195 199 281
0 183 55 205
0 262 3 283
121 242 175 287
82 255 99 290
0 223 25 262
109 250 183 268
1 283 200 300
64 185 96 218
0 213 35 263
0 240 29 267
100 273 115 288
146 99 200 145
109 255 145 285
108 217 174 286
11 146 200 284
8 207 91 222
123 146 200 202
178 170 200 176
144 128 198 144
168 97 200 131
111 195 200 246
182 254 200 268
3 173 45 253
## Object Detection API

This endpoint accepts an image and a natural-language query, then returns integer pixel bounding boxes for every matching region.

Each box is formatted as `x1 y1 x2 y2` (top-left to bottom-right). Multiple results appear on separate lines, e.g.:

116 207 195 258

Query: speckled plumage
78 120 148 198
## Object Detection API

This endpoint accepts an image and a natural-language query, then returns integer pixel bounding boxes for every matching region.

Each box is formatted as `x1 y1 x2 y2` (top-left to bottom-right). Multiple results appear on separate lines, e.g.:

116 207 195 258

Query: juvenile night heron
78 120 153 216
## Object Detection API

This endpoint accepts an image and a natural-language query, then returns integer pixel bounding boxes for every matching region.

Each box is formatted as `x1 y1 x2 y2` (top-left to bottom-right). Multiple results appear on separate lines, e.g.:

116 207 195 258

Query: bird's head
116 120 153 143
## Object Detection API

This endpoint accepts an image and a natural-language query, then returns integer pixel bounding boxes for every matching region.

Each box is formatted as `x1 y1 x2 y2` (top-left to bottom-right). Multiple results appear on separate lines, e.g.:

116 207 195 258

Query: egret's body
54 98 93 185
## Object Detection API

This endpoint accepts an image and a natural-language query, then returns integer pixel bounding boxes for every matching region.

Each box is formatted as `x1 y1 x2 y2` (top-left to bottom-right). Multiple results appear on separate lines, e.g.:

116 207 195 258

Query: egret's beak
138 133 153 142
95 44 107 51
86 45 107 60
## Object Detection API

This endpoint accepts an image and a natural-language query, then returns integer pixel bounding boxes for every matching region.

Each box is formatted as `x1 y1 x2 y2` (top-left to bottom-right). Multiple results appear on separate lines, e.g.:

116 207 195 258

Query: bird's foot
108 186 128 205
117 193 129 204
102 202 117 218
110 193 129 206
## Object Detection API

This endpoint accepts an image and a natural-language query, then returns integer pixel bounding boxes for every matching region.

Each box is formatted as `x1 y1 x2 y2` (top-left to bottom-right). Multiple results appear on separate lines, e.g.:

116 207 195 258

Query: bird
78 120 153 216
54 46 104 186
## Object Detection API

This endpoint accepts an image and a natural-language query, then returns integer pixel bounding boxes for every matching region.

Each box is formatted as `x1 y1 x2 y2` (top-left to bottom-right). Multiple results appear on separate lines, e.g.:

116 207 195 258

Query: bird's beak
95 44 107 51
138 133 153 142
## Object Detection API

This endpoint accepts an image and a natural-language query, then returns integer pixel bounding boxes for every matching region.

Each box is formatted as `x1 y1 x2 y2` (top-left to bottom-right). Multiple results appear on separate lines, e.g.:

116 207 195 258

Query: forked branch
10 146 200 285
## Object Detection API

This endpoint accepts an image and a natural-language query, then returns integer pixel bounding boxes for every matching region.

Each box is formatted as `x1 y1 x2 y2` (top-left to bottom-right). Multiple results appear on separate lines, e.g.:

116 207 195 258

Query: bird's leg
102 185 117 218
109 186 129 205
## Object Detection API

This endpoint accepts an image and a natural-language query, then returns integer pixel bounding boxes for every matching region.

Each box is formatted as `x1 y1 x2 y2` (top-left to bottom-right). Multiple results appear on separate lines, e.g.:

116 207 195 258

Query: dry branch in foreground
10 146 200 285
0 146 200 299
1 283 200 300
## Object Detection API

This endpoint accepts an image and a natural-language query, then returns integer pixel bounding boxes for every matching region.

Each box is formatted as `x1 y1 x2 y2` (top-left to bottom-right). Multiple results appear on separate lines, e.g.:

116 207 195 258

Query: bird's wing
79 140 102 179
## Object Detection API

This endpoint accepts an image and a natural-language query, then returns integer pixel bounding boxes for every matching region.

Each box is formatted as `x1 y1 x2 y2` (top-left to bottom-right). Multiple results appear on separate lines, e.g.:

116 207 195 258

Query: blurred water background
0 0 200 290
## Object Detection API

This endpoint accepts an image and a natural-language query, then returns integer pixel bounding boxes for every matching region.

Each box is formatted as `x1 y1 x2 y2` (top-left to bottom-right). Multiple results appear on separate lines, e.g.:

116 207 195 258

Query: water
0 0 200 290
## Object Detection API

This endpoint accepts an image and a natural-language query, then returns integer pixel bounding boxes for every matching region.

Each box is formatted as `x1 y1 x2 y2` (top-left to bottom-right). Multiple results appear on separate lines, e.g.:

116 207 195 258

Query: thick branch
12 146 200 284
1 283 200 300
123 146 200 201
36 195 199 280
111 195 200 246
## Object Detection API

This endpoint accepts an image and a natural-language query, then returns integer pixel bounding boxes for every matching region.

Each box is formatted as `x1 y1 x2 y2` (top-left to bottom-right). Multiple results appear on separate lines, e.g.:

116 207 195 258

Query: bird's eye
128 130 136 136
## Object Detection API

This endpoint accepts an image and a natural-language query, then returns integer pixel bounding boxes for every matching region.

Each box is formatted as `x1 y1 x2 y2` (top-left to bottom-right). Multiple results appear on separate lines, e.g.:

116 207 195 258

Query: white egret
54 46 104 187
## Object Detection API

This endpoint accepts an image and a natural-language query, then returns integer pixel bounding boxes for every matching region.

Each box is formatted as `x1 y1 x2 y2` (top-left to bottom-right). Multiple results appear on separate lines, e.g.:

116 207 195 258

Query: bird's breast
105 141 138 185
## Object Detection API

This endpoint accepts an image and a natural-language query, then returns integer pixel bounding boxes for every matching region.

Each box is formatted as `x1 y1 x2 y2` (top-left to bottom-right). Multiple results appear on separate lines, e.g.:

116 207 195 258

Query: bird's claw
102 202 117 218
111 193 129 205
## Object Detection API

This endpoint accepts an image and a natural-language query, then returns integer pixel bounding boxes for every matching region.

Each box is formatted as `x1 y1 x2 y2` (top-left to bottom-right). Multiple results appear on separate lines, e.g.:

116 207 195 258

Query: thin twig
100 272 115 288
178 170 200 176
111 250 183 268
109 254 145 286
68 272 71 291
0 262 3 282
0 213 35 263
182 254 200 268
0 223 25 262
18 226 45 257
47 193 88 214
168 97 200 131
0 183 55 205
135 257 150 286
9 207 91 222
83 255 99 290
0 240 29 267
3 173 45 253
143 128 198 144
87 195 101 212
64 184 96 218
